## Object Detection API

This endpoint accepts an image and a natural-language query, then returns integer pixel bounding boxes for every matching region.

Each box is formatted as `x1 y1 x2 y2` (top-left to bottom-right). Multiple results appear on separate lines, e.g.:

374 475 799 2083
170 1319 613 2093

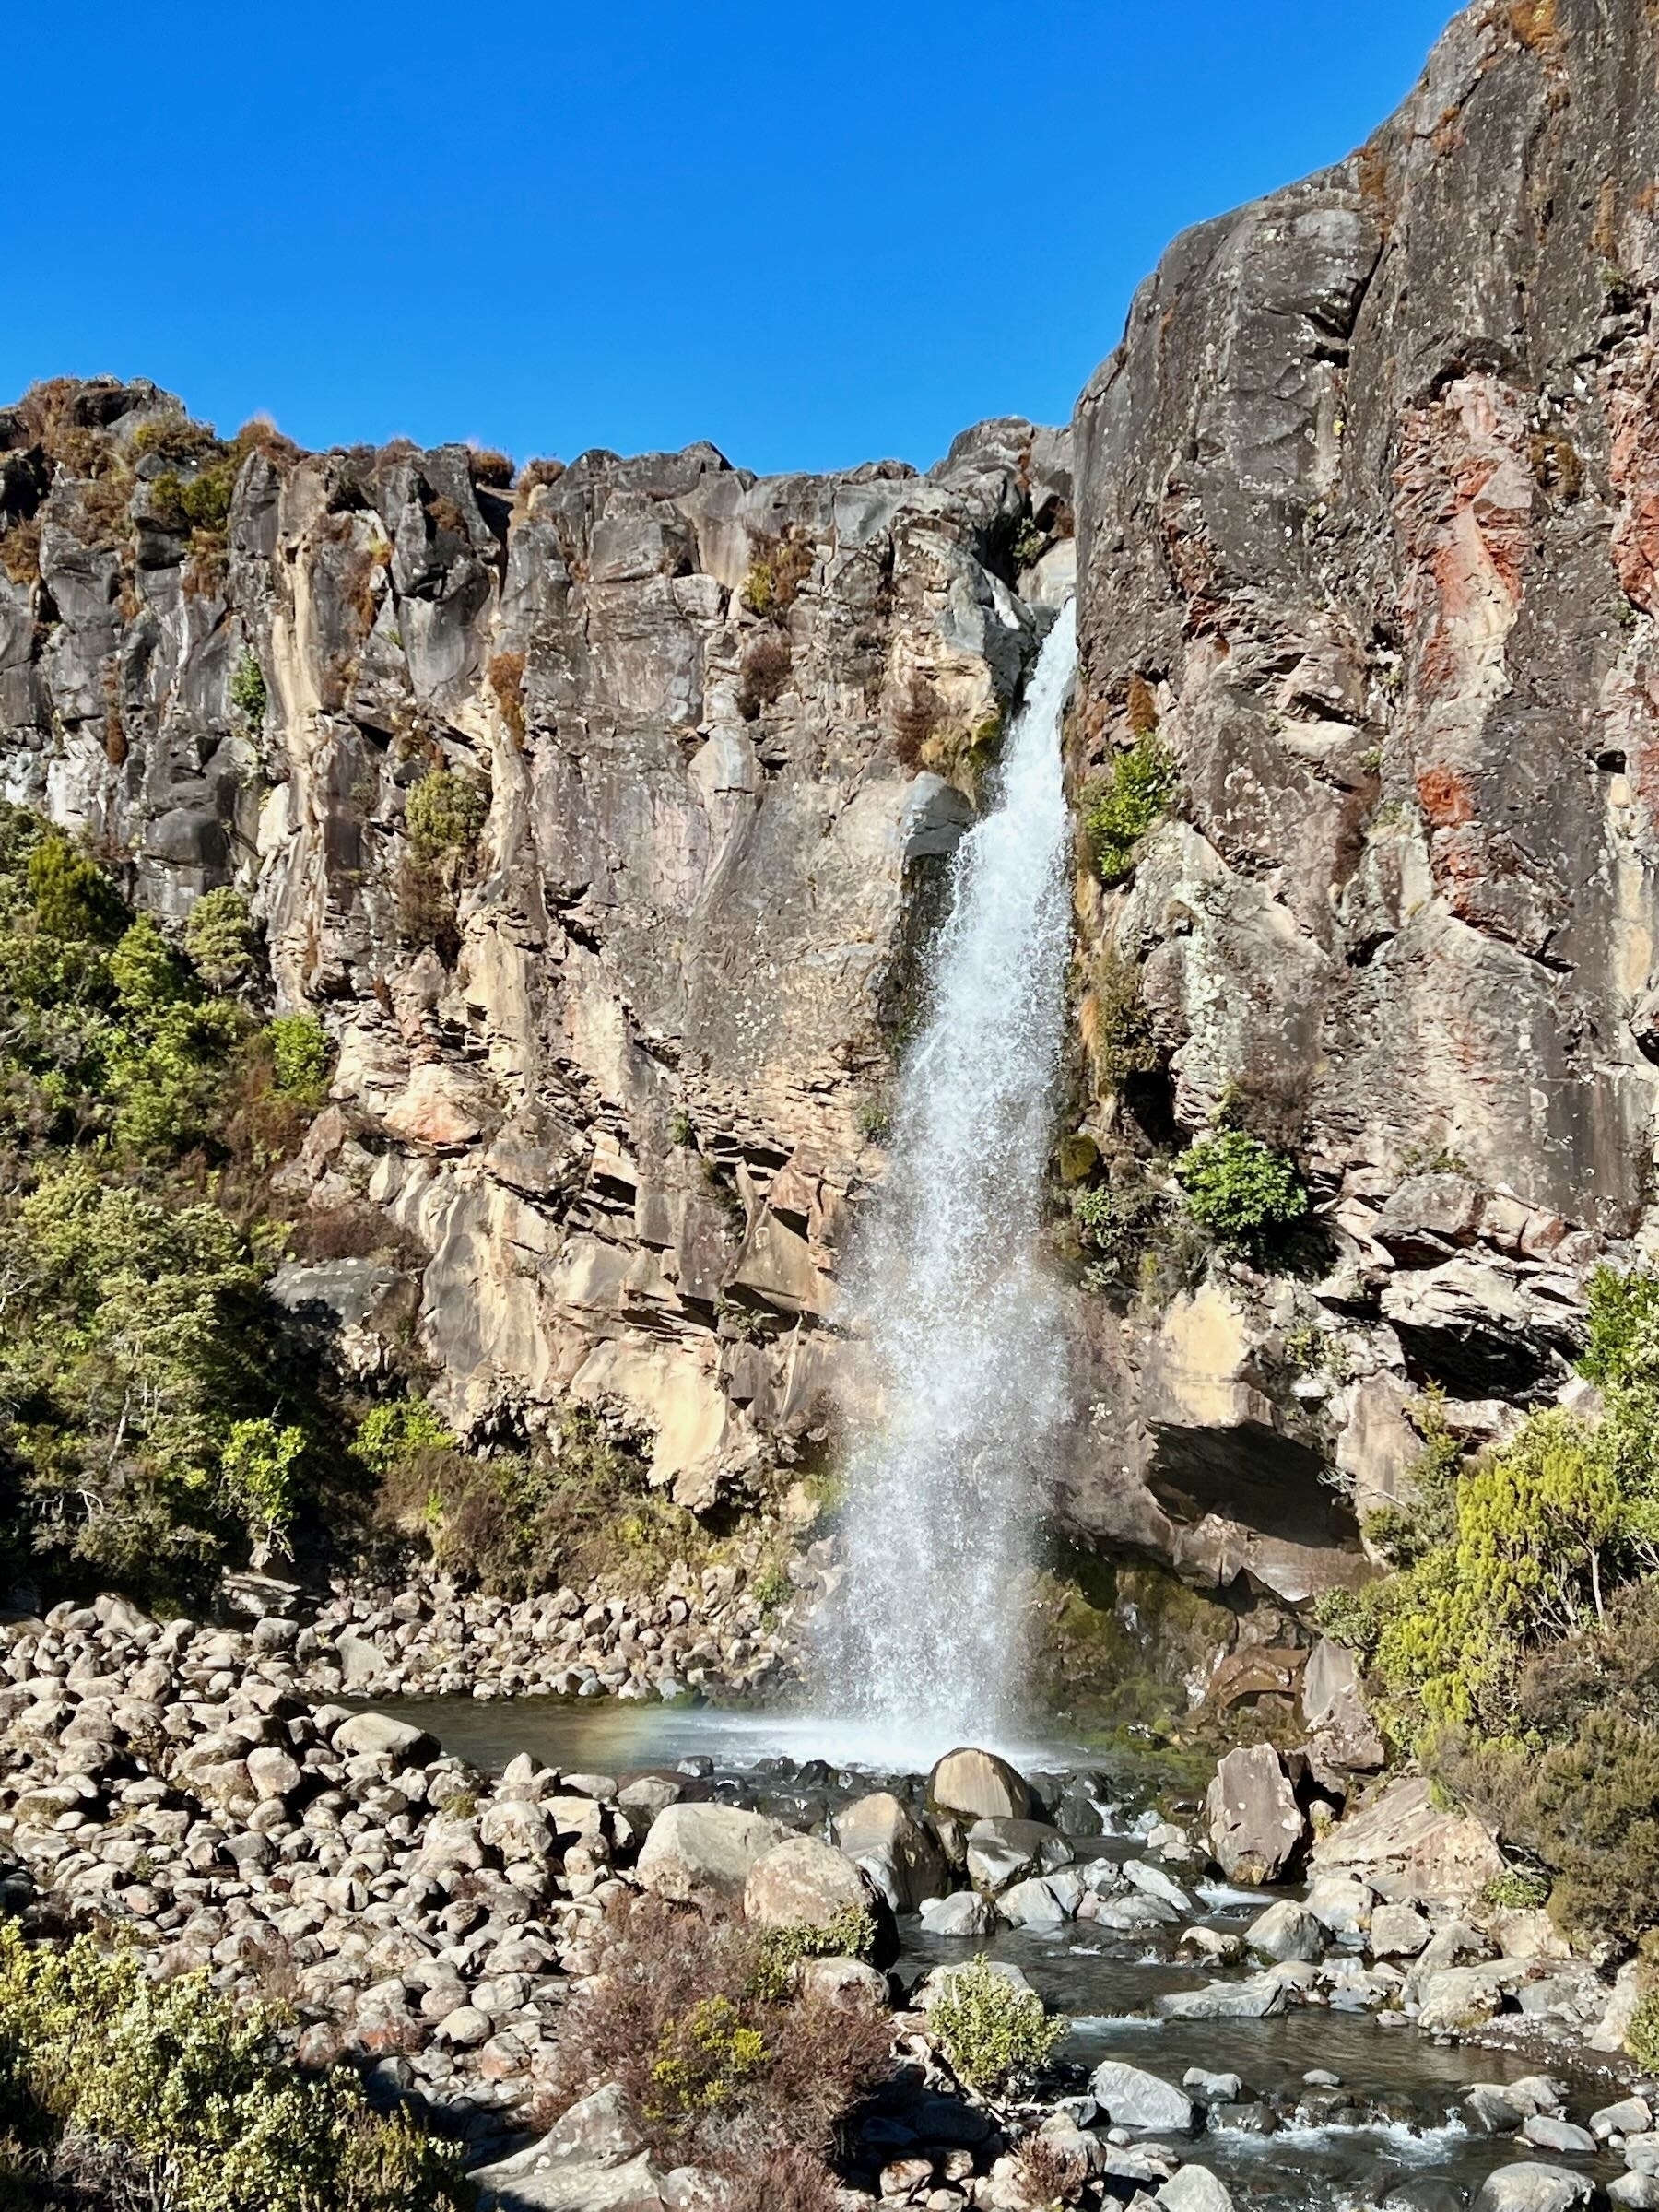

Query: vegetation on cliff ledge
1324 1266 1659 1942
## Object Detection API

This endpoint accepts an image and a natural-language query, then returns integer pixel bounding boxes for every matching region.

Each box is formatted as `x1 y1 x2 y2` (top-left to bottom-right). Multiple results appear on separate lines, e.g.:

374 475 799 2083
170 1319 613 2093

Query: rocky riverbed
3 1591 1658 2209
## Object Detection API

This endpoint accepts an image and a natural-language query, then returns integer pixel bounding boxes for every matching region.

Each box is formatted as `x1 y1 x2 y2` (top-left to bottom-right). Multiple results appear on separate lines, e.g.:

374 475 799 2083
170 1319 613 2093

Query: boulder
1414 1965 1512 2035
330 1712 437 1765
918 1891 996 1938
997 1876 1076 1929
636 1806 793 1904
833 1791 947 1912
1369 1900 1431 1958
1611 2180 1659 2209
794 1957 889 2013
1203 1745 1307 1883
926 1747 1030 1823
965 1817 1071 1893
1471 2169 1594 2212
1299 1639 1386 1771
1244 1900 1325 1963
1309 1776 1505 1903
743 1837 871 1932
1592 2098 1652 2142
1302 1873 1372 1940
1155 1975 1287 2021
1088 2061 1195 2134
1159 2170 1236 2212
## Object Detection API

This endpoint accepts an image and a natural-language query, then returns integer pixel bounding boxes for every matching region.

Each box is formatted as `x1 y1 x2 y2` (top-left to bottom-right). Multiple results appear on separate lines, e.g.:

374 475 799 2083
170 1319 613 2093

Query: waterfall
827 601 1078 1759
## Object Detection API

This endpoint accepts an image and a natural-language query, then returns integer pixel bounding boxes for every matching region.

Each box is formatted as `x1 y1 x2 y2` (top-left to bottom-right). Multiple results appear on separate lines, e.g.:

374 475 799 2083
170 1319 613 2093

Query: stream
369 1696 1624 2209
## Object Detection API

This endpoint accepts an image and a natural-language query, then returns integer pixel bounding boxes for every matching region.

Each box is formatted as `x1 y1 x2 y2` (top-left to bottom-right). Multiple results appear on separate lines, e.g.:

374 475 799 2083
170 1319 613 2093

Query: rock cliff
1061 0 1659 1607
0 379 1071 1517
5 0 1655 1631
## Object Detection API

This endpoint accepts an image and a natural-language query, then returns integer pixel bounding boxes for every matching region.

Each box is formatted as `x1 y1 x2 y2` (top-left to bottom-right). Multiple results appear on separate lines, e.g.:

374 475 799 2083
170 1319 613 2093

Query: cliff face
1062 0 1659 1600
5 0 1655 1625
0 380 1071 1512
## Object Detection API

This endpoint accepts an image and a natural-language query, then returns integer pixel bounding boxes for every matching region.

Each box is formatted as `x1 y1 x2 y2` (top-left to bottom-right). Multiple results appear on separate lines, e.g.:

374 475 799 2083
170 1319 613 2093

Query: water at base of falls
822 601 1079 1765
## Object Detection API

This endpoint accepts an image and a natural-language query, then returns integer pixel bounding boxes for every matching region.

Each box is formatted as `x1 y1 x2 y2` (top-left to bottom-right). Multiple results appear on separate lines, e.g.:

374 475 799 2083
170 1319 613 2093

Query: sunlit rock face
0 384 1069 1514
9 0 1659 1630
1062 0 1659 1599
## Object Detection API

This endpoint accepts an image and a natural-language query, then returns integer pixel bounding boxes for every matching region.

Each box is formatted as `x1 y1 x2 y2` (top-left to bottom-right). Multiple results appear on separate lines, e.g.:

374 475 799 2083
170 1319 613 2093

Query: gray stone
833 1791 948 1912
742 1835 871 1931
1088 2061 1195 2134
1471 2168 1594 2212
330 1712 436 1764
1203 1746 1306 1884
927 1747 1031 1823
1155 1974 1287 2022
1159 2170 1235 2212
636 1805 792 1904
1243 1900 1325 1963
917 1890 996 1938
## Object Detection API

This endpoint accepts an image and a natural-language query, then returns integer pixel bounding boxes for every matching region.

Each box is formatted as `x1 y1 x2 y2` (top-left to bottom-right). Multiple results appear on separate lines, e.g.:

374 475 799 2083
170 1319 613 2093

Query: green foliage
647 1996 771 2123
927 1958 1067 2094
266 1012 331 1105
1082 733 1177 883
151 452 241 535
0 1159 303 1601
855 1095 893 1144
749 1908 877 2002
1174 1128 1308 1247
405 771 489 860
229 653 268 723
27 832 122 943
1479 1867 1552 1912
668 1109 696 1147
352 1397 456 1478
1582 1265 1659 1388
0 1924 469 2211
1088 947 1160 1086
1628 1988 1659 2072
219 1418 307 1558
184 888 255 993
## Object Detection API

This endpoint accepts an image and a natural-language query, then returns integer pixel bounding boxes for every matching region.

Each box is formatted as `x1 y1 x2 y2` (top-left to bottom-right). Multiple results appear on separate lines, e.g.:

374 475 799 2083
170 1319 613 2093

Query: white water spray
827 602 1078 1759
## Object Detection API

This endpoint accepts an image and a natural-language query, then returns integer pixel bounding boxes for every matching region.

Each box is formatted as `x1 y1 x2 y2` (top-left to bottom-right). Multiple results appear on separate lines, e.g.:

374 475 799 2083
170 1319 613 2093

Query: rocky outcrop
11 0 1659 1634
1061 0 1659 1598
0 379 1069 1516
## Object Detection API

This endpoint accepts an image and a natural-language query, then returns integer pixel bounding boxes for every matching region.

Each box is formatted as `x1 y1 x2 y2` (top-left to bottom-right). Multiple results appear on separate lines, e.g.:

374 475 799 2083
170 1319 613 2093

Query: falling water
827 601 1078 1759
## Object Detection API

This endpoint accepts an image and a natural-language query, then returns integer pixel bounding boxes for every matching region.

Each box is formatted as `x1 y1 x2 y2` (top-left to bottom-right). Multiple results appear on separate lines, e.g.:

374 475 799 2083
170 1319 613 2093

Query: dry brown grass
465 449 514 489
892 678 944 768
736 634 792 722
1125 672 1159 737
1509 0 1559 50
1012 2134 1088 2209
0 517 41 586
488 650 526 741
540 1897 891 2169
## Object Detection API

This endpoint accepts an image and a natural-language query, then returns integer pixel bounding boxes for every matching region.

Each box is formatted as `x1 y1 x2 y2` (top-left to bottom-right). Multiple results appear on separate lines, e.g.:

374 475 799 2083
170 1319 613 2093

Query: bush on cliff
1082 731 1177 883
1173 1127 1307 1249
0 1925 470 2212
1326 1267 1659 1945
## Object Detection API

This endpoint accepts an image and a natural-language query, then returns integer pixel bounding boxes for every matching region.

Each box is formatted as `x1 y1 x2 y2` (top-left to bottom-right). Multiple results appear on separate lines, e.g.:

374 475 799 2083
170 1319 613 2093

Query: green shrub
28 832 122 942
1582 1265 1659 1388
229 653 268 724
405 770 489 859
266 1012 330 1104
1082 733 1177 883
1479 1868 1552 1912
184 887 255 993
219 1418 307 1558
855 1096 892 1144
647 1995 771 2123
927 1957 1067 2094
1628 1988 1659 2072
0 1924 468 2211
750 1907 877 2001
352 1398 456 1479
1174 1128 1307 1246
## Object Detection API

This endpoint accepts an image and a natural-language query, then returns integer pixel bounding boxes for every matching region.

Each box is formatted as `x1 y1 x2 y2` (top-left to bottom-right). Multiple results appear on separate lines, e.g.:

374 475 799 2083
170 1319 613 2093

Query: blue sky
6 2 1453 475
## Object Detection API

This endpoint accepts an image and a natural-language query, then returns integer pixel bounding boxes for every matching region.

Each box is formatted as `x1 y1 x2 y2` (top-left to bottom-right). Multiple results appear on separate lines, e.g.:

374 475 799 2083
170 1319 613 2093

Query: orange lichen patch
1432 106 1467 159
1126 673 1159 736
1509 0 1559 52
1606 346 1659 616
1394 379 1535 704
1417 765 1477 828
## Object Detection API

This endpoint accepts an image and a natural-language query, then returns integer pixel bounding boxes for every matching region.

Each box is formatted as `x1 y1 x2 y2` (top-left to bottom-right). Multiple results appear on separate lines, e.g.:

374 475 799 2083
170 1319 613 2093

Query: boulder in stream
926 1746 1031 1822
1089 2060 1195 2134
635 1804 793 1903
1203 1744 1308 1883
